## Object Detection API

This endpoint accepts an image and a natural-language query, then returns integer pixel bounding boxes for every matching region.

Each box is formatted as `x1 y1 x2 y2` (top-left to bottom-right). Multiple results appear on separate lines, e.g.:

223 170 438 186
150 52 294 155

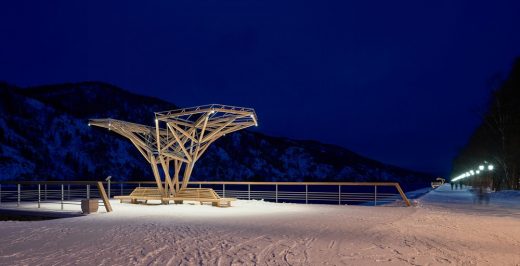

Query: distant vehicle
431 177 445 189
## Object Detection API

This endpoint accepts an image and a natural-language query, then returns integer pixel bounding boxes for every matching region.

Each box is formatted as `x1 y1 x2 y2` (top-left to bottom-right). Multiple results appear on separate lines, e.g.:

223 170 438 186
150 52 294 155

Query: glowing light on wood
89 104 258 196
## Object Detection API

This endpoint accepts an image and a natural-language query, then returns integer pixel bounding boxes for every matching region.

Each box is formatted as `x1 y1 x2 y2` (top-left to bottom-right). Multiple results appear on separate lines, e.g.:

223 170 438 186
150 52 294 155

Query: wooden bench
165 188 236 207
114 187 164 204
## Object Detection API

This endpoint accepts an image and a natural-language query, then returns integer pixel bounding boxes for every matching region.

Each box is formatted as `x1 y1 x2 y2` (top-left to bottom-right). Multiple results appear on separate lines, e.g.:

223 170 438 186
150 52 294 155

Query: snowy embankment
0 185 519 265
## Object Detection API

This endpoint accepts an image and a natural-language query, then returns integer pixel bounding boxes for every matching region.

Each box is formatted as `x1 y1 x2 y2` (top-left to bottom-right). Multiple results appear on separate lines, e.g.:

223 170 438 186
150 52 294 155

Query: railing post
199 183 202 189
68 184 71 200
394 183 411 207
138 183 141 188
17 184 20 207
61 184 64 210
374 185 377 206
223 184 226 197
97 182 113 212
248 184 251 200
108 180 111 199
44 184 47 201
38 184 41 208
338 185 341 205
87 184 90 199
305 185 308 204
275 184 278 203
0 184 2 205
120 183 123 196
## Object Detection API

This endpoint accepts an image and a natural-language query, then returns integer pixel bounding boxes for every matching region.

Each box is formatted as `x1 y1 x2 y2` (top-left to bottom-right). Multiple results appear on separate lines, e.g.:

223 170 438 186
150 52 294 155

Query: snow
0 185 519 265
418 185 520 217
405 187 433 199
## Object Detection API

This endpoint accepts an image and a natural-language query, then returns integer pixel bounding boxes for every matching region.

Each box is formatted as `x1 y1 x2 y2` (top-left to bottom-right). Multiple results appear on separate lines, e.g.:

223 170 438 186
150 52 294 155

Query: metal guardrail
106 181 411 206
0 181 411 209
0 181 112 212
198 181 410 206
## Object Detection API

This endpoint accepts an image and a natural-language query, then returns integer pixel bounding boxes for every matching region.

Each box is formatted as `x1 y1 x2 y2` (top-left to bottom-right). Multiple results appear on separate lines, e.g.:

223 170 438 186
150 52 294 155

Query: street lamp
452 161 496 182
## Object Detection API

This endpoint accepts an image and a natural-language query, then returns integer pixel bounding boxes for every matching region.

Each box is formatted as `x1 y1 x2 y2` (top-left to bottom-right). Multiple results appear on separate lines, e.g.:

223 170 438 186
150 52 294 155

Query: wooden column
159 156 174 195
173 160 181 193
150 155 166 196
181 162 195 190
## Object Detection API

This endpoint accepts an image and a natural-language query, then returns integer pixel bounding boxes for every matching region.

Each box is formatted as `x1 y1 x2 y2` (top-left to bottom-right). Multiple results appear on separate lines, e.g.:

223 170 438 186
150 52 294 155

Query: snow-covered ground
0 184 519 265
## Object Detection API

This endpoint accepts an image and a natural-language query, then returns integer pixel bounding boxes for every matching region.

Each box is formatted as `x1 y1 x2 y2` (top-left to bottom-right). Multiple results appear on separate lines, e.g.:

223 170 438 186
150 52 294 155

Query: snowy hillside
0 82 433 187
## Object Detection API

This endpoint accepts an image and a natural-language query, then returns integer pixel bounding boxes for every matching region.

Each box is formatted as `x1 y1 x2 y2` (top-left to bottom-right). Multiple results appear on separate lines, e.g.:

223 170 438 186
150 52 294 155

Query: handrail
0 181 112 212
0 181 104 185
0 181 411 207
188 181 402 186
192 181 411 206
1 180 403 186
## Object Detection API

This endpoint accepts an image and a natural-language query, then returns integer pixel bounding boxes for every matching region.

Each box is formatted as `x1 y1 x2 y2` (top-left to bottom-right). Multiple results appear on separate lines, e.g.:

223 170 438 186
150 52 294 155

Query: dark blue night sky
1 1 519 175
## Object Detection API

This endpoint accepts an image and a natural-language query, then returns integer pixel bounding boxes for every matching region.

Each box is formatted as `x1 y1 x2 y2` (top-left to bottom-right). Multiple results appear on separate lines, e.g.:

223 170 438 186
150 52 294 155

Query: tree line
452 58 520 190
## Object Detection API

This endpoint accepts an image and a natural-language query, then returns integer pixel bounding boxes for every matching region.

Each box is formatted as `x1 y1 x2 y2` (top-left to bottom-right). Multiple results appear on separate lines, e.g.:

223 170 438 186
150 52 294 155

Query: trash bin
81 199 99 214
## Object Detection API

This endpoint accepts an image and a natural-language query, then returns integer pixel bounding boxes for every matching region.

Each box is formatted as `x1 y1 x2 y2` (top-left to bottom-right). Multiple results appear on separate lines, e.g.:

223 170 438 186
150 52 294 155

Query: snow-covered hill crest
0 82 433 188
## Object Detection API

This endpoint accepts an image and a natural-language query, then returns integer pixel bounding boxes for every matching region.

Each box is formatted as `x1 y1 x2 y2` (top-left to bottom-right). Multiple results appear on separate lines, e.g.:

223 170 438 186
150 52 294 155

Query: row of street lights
451 163 494 182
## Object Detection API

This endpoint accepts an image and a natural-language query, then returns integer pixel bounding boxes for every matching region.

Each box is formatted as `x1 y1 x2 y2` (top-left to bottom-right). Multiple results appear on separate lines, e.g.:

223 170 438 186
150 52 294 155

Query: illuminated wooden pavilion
89 104 258 197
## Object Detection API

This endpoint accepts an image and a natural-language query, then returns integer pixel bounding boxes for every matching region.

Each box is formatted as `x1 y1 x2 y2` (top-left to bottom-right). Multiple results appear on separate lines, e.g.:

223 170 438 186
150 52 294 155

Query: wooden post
180 162 194 190
159 156 174 195
395 183 411 207
172 160 181 193
97 182 113 212
150 155 166 196
87 184 90 199
248 184 251 200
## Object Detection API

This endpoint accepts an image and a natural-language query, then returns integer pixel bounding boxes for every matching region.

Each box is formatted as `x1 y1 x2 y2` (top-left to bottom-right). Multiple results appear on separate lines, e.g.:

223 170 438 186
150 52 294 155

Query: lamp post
451 162 495 184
